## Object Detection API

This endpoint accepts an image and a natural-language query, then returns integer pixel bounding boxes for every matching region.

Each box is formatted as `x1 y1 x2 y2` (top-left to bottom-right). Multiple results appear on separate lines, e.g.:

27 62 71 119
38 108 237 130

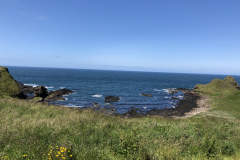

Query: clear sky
1 0 240 75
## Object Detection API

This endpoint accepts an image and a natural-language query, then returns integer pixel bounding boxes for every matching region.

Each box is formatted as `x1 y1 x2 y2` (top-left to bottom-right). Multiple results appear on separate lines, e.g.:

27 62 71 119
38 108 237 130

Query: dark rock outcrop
105 96 120 102
17 82 34 95
141 93 153 97
33 86 48 98
45 88 73 101
17 82 74 102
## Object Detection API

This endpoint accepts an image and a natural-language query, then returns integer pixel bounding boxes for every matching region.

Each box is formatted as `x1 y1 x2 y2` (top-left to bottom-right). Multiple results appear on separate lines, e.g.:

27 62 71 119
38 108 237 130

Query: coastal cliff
0 66 73 101
0 66 25 98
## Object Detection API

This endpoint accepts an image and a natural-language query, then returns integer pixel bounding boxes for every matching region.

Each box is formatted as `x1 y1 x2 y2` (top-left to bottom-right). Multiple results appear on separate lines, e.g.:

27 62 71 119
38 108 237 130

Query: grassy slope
0 67 22 98
1 79 240 159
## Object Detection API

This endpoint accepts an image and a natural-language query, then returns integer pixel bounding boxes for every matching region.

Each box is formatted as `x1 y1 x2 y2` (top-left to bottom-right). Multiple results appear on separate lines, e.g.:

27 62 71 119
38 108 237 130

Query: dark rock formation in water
17 82 74 101
105 96 120 102
17 82 34 95
34 86 48 98
141 93 153 97
45 88 73 101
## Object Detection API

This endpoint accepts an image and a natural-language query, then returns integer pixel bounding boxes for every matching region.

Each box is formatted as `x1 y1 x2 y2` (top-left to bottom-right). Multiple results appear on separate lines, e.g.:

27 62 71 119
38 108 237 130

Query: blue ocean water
7 66 240 113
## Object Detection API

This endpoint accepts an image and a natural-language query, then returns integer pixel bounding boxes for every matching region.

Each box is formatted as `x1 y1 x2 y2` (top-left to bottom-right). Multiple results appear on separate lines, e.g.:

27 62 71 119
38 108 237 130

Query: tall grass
0 94 240 159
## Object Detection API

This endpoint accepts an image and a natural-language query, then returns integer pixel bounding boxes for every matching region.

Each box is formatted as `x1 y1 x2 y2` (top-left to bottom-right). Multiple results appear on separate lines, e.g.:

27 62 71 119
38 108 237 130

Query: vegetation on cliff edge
0 67 23 98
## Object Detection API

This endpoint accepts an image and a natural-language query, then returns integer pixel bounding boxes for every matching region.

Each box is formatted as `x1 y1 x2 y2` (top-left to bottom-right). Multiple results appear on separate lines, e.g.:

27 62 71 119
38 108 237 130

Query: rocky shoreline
1 66 207 118
77 88 204 119
94 89 204 118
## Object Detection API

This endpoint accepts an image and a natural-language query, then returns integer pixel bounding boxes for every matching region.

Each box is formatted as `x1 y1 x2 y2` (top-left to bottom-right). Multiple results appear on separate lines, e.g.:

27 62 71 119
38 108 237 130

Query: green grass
1 76 240 159
1 96 240 160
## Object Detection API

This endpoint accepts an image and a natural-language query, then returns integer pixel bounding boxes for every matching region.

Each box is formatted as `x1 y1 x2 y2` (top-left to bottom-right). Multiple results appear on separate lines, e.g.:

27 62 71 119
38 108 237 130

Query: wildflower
70 155 72 157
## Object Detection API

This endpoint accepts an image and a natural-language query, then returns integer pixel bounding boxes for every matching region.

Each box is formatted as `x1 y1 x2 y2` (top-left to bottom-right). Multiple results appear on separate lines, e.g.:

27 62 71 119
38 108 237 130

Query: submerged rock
105 96 120 102
0 66 25 98
141 93 153 97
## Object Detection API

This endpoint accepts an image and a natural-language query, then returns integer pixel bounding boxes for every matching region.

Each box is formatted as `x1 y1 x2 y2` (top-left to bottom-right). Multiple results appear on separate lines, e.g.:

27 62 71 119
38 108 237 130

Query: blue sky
0 0 240 75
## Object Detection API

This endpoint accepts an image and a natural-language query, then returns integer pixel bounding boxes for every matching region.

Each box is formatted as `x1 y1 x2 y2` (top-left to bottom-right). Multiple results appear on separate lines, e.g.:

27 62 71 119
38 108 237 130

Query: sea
7 66 240 113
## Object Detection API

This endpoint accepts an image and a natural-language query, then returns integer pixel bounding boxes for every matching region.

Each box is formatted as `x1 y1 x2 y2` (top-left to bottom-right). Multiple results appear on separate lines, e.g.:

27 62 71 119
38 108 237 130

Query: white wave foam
92 94 102 98
154 89 162 91
24 84 38 87
60 87 65 89
162 89 169 93
164 96 169 98
46 86 54 89
143 106 147 109
64 104 83 108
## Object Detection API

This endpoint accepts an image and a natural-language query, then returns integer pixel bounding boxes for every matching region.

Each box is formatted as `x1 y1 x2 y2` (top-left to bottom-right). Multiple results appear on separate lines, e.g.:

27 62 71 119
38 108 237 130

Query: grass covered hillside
0 67 23 98
1 76 240 159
